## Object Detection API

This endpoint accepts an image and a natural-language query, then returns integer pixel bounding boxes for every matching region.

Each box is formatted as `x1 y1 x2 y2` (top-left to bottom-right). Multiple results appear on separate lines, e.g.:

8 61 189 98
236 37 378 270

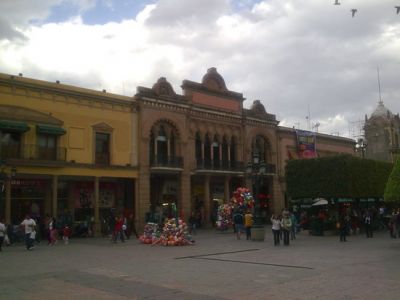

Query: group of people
270 211 297 246
107 212 138 243
232 209 254 240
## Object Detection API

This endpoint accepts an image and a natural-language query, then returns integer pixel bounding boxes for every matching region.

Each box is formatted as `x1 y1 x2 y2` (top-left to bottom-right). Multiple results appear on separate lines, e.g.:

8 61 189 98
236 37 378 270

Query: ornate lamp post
246 160 267 241
355 138 367 158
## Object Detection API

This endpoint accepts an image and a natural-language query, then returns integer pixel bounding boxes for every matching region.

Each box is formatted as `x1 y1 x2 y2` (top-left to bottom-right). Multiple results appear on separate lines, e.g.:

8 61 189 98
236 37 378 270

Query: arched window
212 135 220 168
204 133 211 167
252 135 267 163
230 136 237 163
222 136 228 168
157 126 168 163
195 132 202 162
149 121 179 166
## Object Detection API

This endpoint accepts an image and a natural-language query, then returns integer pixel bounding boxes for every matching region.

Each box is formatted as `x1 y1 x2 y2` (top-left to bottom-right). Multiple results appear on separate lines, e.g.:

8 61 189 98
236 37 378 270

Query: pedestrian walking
281 213 292 246
0 218 6 252
389 212 397 238
364 210 373 238
289 211 297 240
49 217 58 245
189 212 197 235
244 210 253 240
20 214 36 250
339 214 349 242
271 214 281 246
62 225 71 245
112 216 125 243
233 210 244 240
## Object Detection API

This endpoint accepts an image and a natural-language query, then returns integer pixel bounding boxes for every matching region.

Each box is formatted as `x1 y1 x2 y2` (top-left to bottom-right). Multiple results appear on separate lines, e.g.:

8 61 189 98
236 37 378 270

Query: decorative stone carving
201 67 228 92
152 77 176 97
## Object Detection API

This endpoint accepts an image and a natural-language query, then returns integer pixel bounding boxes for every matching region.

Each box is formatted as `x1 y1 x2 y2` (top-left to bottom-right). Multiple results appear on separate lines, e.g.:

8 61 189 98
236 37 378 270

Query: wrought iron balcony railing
150 155 183 168
196 159 245 172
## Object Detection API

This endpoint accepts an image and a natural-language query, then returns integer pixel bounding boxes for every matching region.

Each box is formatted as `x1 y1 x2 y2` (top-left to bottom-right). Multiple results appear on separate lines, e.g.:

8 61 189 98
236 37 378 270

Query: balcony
150 155 183 168
95 153 110 165
196 159 245 172
0 144 67 161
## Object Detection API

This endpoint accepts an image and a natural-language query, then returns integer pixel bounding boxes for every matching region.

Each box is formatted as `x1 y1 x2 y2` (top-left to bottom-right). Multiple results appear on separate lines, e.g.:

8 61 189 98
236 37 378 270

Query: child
63 225 71 245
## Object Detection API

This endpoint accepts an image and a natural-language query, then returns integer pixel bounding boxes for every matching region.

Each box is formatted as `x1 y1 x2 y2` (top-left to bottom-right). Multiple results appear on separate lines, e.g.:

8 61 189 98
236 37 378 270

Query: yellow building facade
0 73 138 236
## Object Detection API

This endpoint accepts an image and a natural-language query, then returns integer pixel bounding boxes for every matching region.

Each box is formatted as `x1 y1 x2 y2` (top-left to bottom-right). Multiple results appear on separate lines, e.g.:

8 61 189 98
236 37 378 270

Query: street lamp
245 160 267 241
355 138 367 158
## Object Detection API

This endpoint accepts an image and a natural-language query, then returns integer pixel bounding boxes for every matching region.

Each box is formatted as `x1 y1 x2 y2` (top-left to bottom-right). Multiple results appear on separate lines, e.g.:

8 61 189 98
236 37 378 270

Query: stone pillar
134 178 140 232
272 175 285 213
93 177 100 237
180 172 191 221
203 175 210 227
137 172 151 231
224 176 230 203
5 179 11 224
52 175 58 218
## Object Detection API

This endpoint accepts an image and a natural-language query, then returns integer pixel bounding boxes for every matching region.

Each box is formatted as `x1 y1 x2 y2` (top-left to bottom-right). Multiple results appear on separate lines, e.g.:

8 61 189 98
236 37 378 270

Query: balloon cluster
139 218 194 246
231 187 254 209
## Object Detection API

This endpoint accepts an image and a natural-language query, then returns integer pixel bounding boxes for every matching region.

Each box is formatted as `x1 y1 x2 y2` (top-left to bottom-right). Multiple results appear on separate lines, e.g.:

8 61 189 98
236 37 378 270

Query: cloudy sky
0 0 399 139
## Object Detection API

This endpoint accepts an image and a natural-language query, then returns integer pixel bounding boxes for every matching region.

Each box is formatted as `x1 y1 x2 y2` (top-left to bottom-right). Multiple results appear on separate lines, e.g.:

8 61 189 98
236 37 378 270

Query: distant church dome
371 101 393 119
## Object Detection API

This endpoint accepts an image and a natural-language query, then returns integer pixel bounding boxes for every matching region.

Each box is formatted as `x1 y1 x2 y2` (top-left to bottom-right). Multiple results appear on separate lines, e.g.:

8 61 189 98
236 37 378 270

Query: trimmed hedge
285 154 393 199
384 158 400 204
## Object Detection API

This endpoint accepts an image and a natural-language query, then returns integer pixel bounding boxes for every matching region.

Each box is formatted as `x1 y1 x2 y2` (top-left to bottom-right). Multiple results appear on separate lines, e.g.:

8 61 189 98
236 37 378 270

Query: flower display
216 203 232 230
139 218 194 246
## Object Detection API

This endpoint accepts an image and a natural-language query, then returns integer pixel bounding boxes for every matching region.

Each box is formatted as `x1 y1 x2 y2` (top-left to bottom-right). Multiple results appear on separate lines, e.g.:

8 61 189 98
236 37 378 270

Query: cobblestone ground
1 228 399 300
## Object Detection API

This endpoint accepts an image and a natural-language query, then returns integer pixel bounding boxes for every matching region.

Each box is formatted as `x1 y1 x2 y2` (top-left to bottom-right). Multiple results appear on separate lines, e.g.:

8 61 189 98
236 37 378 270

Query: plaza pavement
0 227 399 300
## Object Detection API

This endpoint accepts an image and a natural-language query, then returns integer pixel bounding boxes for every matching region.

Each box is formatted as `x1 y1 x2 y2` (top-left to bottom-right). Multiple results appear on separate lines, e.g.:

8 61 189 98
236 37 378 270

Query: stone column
203 175 210 227
134 178 139 229
52 175 58 218
224 176 230 203
272 175 285 213
93 177 100 237
5 179 11 224
180 172 191 220
137 172 150 231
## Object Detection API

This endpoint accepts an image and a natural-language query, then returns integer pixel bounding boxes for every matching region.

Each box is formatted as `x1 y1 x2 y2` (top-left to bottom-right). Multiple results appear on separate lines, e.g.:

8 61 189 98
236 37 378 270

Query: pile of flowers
231 187 254 209
216 203 232 230
139 218 194 246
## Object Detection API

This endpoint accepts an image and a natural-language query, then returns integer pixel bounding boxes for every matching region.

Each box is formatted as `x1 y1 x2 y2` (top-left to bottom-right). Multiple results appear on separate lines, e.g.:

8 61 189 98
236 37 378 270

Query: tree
286 154 393 199
384 158 400 205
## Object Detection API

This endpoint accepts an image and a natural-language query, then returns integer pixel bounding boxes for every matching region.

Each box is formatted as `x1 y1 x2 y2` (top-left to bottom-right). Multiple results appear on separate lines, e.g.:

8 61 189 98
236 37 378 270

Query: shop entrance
150 174 179 223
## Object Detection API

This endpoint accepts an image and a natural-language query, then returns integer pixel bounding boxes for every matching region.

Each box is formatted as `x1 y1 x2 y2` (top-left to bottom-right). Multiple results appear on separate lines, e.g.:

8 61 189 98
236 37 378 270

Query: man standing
244 210 253 240
364 210 373 238
20 214 36 250
233 210 244 240
281 213 292 246
0 218 6 251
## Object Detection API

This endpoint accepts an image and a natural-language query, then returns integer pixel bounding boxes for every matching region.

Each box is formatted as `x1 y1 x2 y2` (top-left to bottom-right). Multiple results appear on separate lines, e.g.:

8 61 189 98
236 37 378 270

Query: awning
0 120 30 132
337 198 354 203
37 124 66 135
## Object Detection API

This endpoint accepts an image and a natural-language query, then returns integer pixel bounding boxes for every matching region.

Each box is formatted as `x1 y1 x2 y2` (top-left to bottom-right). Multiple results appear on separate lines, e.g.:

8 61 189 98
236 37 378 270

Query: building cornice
0 73 136 112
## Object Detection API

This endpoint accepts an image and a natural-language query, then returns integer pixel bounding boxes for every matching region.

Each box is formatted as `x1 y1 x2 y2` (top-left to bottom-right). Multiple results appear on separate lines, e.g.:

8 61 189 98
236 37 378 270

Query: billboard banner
296 130 317 159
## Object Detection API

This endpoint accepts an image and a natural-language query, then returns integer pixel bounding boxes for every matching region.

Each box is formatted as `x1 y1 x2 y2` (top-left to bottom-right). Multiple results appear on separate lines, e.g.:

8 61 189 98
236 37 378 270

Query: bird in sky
334 0 340 5
351 9 357 17
396 6 400 14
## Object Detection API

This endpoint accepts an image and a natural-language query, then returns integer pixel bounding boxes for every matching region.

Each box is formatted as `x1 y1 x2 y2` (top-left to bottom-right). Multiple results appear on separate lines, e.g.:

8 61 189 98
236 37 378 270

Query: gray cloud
145 0 230 27
1 0 399 138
